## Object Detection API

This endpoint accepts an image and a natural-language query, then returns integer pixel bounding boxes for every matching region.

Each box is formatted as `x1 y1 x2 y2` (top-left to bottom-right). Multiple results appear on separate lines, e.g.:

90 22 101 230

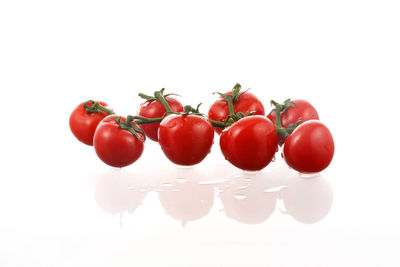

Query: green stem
225 83 241 115
271 100 290 140
209 119 228 128
131 115 164 125
113 115 144 141
122 113 227 129
231 83 241 102
125 115 135 125
154 89 173 113
138 93 154 101
226 95 235 116
96 104 114 115
83 100 114 115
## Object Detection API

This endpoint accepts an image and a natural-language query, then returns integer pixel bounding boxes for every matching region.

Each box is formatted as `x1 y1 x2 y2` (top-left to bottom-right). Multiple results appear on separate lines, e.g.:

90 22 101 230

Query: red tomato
268 99 319 145
220 116 278 171
267 99 319 128
138 97 184 141
208 92 265 134
158 114 214 166
283 120 334 173
69 101 110 146
94 116 145 168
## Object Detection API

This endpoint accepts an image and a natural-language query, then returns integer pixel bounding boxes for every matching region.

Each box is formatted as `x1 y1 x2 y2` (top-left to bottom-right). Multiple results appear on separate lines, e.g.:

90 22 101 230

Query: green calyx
267 98 297 116
138 88 180 114
180 103 231 129
83 100 114 115
129 115 164 125
182 103 203 116
214 83 250 114
214 83 249 104
113 115 145 141
212 83 255 128
270 99 302 144
224 111 256 124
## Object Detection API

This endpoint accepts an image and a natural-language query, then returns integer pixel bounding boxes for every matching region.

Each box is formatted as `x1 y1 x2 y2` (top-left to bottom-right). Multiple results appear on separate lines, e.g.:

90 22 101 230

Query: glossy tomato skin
220 116 278 171
283 120 334 173
138 97 184 141
69 101 110 146
158 114 214 166
94 116 145 168
267 99 319 128
208 92 265 134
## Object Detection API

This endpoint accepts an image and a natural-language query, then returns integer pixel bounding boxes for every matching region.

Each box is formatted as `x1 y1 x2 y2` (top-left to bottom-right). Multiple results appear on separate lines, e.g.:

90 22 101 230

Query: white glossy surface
1 0 400 266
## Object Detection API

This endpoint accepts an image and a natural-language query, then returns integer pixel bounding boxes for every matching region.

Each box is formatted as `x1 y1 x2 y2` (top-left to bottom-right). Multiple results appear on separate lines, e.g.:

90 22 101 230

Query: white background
1 0 400 266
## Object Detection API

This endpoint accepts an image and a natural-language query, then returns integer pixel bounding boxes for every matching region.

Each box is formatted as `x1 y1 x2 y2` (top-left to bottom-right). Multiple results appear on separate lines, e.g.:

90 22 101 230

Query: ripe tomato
220 116 277 171
69 101 111 146
138 97 183 141
158 114 214 166
268 99 319 145
208 92 265 134
94 116 145 168
283 120 334 173
267 99 319 128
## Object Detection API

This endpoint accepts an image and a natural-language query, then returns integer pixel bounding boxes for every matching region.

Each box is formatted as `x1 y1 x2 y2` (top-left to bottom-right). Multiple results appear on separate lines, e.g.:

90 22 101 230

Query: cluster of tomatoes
69 84 334 174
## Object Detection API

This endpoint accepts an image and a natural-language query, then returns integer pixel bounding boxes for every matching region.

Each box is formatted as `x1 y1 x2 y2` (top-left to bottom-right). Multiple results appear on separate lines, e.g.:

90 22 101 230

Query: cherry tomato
208 92 265 134
268 99 319 145
220 116 278 171
158 114 214 166
267 99 319 128
138 97 183 141
94 116 145 168
69 101 111 146
283 120 334 173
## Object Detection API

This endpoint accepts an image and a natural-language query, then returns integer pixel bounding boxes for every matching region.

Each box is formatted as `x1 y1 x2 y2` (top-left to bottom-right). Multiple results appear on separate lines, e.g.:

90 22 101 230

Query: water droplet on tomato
275 147 279 152
271 156 276 162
